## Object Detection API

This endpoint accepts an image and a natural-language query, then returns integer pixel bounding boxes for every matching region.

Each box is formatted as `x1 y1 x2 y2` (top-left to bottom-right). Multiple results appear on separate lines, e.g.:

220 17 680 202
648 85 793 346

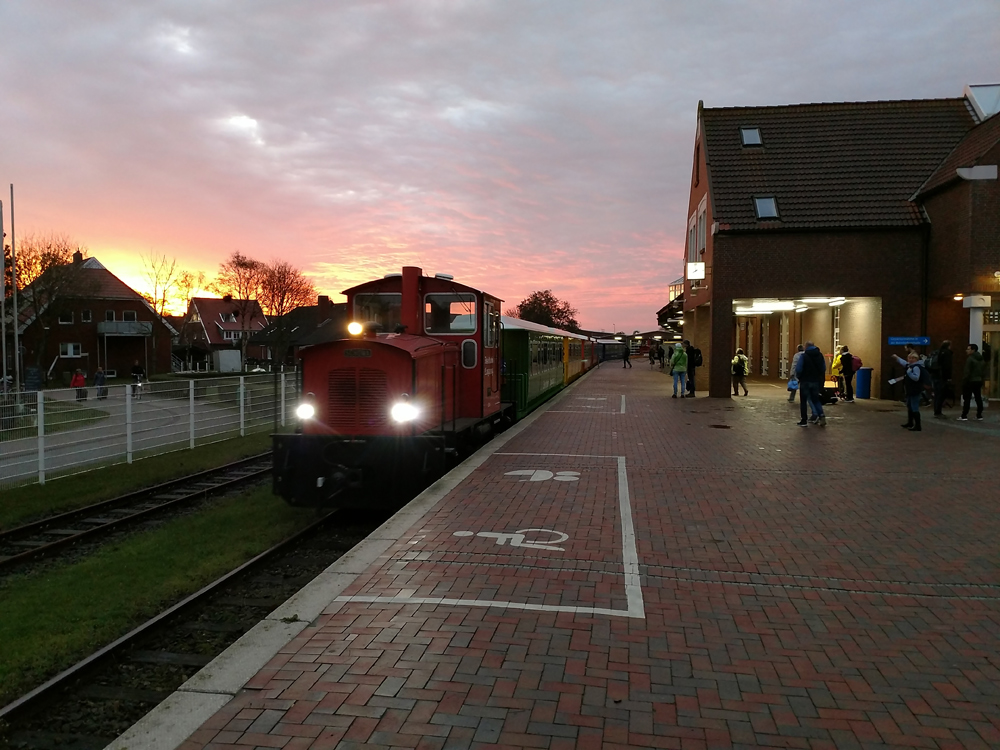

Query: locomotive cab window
355 293 402 333
424 293 476 334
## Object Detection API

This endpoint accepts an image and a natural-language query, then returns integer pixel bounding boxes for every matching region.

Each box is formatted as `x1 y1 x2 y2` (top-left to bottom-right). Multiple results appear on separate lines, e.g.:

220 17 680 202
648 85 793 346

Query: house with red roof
176 296 268 371
14 252 177 384
678 84 1000 399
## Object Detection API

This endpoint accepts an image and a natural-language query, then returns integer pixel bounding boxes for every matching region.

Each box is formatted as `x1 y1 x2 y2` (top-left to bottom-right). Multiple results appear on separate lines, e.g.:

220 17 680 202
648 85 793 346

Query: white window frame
106 310 115 322
81 309 92 323
123 310 138 322
58 311 74 325
687 214 698 263
60 342 83 357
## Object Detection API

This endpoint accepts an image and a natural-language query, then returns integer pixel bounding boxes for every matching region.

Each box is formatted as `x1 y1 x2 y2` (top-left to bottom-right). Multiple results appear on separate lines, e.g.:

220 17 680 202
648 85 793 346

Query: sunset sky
2 1 998 330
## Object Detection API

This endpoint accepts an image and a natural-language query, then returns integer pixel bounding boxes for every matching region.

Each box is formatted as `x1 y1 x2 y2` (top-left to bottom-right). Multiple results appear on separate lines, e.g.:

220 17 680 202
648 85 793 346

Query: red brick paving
183 368 1000 748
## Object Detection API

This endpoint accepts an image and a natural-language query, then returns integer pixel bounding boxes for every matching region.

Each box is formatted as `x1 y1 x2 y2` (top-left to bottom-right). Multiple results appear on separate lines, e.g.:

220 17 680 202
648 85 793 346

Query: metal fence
0 373 300 490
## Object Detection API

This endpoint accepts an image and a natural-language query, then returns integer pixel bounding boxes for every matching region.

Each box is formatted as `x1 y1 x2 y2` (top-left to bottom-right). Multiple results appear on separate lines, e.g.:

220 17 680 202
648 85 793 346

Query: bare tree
258 259 317 365
139 251 180 317
259 260 316 318
211 251 266 363
175 270 206 311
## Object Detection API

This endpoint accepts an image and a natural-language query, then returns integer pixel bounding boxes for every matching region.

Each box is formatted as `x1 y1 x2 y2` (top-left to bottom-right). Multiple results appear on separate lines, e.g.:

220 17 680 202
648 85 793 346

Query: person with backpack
891 350 931 431
670 343 688 398
838 346 856 402
684 340 702 396
957 343 985 421
928 340 953 417
731 348 749 396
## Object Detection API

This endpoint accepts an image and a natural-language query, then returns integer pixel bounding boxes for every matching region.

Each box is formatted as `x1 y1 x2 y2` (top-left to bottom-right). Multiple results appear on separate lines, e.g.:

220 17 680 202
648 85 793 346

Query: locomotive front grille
328 368 389 431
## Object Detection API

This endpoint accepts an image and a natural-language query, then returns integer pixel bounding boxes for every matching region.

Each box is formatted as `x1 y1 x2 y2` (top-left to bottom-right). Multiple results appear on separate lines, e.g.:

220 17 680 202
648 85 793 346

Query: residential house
176 296 268 371
14 252 176 384
249 295 347 366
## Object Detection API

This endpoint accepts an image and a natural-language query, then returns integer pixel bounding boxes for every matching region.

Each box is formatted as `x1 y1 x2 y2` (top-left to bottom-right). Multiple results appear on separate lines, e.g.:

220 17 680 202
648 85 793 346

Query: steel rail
0 453 273 572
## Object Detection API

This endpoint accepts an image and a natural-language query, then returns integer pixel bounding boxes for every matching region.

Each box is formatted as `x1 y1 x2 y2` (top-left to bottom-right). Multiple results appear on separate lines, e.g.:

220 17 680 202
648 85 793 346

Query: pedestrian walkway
114 366 1000 749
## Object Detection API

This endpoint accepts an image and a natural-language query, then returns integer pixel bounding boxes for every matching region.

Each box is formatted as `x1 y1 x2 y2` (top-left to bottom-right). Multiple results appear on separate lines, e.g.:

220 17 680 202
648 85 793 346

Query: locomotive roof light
390 393 420 423
347 321 363 336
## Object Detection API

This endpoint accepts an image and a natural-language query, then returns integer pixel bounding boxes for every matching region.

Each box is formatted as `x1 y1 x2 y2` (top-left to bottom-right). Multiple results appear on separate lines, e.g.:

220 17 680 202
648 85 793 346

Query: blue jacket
796 345 826 382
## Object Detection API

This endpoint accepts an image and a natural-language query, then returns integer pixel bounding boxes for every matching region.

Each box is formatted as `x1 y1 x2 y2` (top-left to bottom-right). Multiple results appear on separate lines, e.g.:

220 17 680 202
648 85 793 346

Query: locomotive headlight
295 402 316 420
390 395 419 423
347 321 363 336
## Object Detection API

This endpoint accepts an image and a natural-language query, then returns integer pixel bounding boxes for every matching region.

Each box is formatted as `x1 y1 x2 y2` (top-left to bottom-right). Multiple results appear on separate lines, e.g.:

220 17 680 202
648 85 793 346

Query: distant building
249 295 347 365
678 84 1000 398
176 296 268 370
14 253 176 383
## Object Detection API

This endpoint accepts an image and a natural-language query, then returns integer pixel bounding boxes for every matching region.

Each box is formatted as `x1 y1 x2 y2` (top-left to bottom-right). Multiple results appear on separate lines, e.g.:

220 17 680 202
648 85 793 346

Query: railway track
0 507 387 749
0 453 274 574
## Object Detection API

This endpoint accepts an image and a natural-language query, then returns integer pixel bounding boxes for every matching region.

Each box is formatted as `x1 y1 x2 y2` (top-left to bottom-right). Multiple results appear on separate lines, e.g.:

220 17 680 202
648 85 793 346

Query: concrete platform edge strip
103 371 595 750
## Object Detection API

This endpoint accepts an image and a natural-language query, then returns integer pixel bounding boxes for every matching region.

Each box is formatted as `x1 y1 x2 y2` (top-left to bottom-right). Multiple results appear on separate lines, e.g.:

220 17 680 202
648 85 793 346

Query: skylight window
754 196 779 220
740 127 762 146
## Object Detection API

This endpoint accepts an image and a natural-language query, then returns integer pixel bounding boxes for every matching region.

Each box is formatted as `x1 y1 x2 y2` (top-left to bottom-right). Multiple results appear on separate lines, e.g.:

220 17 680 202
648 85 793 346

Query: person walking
892 350 930 430
839 346 856 402
731 348 749 396
796 341 826 426
622 345 632 369
670 343 688 398
685 340 702 396
656 343 666 369
71 369 87 401
929 340 953 417
93 366 108 400
957 343 985 421
788 344 804 402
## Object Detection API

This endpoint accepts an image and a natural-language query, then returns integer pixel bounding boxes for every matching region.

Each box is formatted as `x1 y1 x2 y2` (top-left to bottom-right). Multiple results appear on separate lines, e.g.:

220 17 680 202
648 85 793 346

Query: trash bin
855 367 873 399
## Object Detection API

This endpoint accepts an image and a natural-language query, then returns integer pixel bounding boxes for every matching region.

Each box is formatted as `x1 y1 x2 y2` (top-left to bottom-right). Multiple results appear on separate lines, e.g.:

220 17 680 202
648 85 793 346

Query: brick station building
680 84 1000 399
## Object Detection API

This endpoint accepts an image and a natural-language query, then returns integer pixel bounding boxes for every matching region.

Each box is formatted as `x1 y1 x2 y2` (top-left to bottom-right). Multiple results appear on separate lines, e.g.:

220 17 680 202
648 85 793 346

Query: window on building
123 310 138 322
754 196 779 220
59 343 82 357
697 209 707 253
58 311 74 324
694 143 700 186
687 216 698 263
81 309 92 323
740 127 762 146
106 310 116 322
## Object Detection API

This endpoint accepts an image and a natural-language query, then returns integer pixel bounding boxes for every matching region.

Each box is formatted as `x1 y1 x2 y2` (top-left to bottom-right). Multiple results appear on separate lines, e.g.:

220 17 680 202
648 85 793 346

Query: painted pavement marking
336 453 645 619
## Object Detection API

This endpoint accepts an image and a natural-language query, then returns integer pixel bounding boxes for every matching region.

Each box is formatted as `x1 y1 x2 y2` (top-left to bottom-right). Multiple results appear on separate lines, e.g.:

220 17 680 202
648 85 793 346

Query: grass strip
0 397 110 442
0 432 272 530
0 486 314 708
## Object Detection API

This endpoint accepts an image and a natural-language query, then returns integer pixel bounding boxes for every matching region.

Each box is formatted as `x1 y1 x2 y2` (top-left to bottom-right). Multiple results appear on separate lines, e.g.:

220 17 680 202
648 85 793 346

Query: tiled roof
915 112 1000 197
190 297 267 347
702 98 976 231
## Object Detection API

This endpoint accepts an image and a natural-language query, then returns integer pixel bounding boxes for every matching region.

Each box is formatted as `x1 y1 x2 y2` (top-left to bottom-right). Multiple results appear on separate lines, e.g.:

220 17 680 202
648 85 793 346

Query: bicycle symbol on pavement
453 528 570 551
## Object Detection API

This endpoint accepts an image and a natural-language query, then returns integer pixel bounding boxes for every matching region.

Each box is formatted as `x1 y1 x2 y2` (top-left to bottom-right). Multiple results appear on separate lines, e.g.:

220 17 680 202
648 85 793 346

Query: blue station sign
888 336 930 346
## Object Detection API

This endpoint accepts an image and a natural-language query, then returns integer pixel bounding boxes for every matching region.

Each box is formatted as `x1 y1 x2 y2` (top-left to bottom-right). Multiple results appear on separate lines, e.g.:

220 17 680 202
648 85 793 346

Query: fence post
189 379 195 449
37 390 45 485
126 384 133 464
280 372 286 427
239 376 245 437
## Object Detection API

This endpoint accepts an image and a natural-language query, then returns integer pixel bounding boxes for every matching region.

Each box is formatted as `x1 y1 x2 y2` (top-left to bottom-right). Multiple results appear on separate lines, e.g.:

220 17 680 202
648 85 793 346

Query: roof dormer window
740 127 762 146
754 196 779 220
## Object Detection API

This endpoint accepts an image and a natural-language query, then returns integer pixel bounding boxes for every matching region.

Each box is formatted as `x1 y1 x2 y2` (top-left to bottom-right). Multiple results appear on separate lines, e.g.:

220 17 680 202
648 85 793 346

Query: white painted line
336 453 645 620
621 395 626 414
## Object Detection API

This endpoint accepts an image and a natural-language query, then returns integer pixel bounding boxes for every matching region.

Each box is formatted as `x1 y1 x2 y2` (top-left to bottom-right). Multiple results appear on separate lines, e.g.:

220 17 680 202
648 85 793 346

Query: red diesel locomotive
273 266 512 506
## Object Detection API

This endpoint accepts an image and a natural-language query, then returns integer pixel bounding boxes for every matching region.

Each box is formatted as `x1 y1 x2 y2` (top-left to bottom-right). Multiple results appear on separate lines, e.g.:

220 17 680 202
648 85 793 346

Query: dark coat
798 346 826 382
